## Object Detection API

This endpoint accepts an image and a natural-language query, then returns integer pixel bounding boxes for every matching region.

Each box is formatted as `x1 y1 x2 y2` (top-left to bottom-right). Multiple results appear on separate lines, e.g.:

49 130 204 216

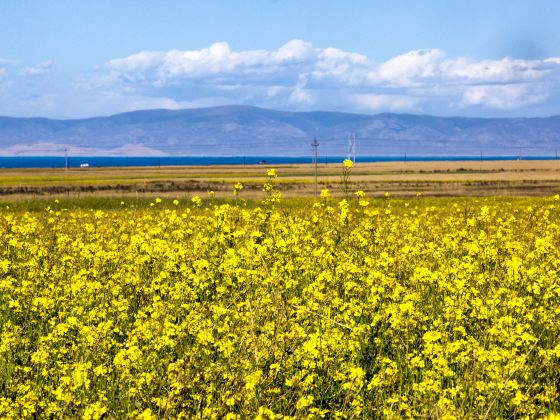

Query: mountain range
1 105 560 156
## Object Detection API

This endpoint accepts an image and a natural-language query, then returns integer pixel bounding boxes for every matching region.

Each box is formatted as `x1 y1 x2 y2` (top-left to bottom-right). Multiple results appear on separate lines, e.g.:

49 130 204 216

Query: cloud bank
1 40 560 118
100 40 560 114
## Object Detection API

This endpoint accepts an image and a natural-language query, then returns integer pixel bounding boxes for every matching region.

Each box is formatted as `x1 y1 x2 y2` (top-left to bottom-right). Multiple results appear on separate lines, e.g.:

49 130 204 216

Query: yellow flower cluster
0 195 560 418
342 159 353 169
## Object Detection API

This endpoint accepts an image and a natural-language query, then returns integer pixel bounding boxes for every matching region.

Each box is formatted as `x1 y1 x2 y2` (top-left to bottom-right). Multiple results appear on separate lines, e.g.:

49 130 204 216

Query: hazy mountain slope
0 106 559 156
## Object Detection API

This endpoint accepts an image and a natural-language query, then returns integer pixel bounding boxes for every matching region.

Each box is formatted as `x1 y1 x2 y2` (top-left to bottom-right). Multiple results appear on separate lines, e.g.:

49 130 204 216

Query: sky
1 0 560 119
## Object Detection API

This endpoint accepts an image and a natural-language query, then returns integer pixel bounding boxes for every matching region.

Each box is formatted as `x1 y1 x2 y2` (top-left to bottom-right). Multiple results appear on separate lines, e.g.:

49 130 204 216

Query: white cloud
460 84 548 109
443 57 553 84
372 49 446 86
288 85 313 105
2 42 560 118
19 60 53 76
352 93 421 111
97 41 560 114
104 40 369 88
265 85 285 98
274 39 315 62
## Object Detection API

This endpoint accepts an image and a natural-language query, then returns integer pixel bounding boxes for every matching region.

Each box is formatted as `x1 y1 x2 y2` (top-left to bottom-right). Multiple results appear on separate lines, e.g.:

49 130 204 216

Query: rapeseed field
1 170 560 418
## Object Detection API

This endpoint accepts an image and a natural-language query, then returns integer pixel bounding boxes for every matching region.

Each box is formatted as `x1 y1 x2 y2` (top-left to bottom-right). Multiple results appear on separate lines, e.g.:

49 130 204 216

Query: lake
0 155 555 169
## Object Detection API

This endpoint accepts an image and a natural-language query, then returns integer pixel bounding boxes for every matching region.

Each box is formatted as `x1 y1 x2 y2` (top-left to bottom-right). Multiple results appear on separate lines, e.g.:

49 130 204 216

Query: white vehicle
79 163 90 168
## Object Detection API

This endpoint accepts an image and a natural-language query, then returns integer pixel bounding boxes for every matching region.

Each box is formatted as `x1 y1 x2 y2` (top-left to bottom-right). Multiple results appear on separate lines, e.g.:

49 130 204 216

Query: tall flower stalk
341 159 353 199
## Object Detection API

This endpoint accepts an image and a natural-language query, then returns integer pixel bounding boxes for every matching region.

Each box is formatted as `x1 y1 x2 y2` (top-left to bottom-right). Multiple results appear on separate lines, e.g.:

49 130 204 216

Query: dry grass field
1 159 560 199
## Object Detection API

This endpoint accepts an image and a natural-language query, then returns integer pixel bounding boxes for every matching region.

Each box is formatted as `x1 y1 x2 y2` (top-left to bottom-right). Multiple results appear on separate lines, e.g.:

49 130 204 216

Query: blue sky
1 0 560 118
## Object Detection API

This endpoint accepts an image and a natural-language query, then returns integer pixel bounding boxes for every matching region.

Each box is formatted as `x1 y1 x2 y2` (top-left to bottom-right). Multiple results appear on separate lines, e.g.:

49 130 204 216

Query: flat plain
1 159 560 199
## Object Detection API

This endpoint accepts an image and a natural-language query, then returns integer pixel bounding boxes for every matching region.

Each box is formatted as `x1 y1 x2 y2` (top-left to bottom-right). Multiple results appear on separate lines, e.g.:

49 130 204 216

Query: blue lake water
0 155 556 169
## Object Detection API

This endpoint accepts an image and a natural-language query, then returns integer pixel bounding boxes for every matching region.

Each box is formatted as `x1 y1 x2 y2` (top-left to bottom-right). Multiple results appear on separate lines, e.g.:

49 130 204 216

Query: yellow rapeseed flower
343 159 353 168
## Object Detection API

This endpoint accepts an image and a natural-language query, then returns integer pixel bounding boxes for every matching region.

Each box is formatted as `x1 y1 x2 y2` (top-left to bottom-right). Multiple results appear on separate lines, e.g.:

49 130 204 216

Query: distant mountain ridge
1 105 560 156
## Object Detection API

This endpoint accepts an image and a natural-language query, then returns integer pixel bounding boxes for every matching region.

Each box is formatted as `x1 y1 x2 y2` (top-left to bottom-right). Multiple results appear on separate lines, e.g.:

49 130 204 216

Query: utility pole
347 133 356 163
556 149 558 160
311 137 319 197
64 147 68 171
